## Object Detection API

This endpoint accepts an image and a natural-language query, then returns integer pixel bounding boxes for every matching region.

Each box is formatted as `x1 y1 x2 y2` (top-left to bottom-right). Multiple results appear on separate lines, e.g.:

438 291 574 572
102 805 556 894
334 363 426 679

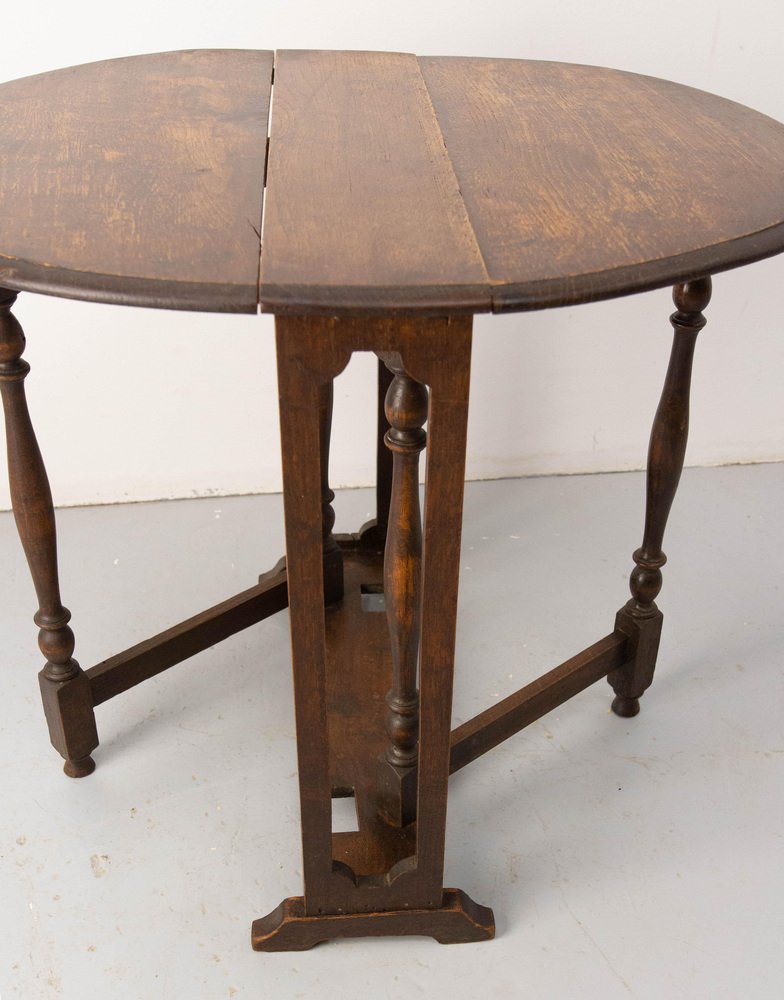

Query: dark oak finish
259 52 784 313
255 313 483 945
259 49 490 314
0 290 98 776
610 277 711 716
317 380 344 602
0 50 273 312
355 359 394 551
451 632 629 774
376 355 428 826
86 560 288 706
1 49 783 952
373 360 395 543
419 57 784 311
252 889 495 951
3 51 784 314
325 552 417 878
274 318 335 908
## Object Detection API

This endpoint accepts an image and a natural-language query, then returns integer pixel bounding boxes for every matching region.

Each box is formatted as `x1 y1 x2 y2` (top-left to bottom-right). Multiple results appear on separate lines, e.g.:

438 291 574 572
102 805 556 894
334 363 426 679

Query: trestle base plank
325 550 416 877
251 889 495 951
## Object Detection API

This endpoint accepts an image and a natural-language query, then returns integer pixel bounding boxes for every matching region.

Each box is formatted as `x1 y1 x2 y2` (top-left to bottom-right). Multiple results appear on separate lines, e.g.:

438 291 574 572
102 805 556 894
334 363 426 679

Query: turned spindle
375 353 428 825
318 379 343 603
375 360 394 544
610 276 712 717
357 359 394 551
0 289 98 775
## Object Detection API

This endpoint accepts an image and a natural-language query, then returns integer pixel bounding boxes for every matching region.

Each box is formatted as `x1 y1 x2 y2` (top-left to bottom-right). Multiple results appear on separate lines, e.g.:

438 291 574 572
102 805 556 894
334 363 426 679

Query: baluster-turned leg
318 379 344 604
376 353 428 826
610 276 712 716
0 290 98 775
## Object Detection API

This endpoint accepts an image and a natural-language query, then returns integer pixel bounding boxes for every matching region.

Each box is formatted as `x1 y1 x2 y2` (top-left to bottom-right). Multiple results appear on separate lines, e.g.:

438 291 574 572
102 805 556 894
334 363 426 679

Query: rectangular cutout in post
360 583 385 613
331 789 360 833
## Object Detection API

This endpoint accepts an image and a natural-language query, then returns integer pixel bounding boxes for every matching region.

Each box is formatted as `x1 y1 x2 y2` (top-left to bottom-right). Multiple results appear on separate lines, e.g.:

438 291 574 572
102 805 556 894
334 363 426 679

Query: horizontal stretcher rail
86 567 289 706
449 631 630 774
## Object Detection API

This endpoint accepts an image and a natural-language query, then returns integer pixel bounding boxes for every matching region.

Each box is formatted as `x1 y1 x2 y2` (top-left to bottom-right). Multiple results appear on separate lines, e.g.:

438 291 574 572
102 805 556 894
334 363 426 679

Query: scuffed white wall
1 0 782 508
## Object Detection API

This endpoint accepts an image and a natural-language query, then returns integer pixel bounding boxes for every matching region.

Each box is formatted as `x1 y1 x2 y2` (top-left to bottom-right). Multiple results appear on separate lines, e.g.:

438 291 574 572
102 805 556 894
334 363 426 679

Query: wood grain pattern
270 314 475 923
0 290 97 776
450 632 629 774
317 380 344 603
407 319 472 896
325 552 416 879
259 50 490 314
4 47 784 953
610 278 711 717
0 50 273 312
378 359 427 772
1 51 784 313
275 318 335 905
86 561 289 706
418 57 784 311
252 888 494 951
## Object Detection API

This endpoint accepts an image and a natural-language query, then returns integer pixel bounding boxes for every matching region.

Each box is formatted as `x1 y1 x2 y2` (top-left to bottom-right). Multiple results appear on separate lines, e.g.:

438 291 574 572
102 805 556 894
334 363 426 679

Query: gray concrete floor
1 464 783 999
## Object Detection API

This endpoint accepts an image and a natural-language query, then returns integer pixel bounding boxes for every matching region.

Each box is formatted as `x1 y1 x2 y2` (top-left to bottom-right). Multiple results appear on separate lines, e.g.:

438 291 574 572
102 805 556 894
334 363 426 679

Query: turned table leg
610 277 712 716
0 289 98 775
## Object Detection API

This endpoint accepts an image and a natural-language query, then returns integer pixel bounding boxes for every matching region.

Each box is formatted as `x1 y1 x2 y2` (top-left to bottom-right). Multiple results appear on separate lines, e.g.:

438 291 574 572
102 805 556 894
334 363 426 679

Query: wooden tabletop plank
419 57 784 311
259 50 491 315
0 50 273 312
2 51 784 315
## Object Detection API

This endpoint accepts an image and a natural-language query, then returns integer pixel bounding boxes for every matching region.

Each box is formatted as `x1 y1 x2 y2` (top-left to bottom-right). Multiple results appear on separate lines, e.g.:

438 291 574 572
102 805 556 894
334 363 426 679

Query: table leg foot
610 695 640 718
251 889 495 951
63 754 96 778
38 660 99 776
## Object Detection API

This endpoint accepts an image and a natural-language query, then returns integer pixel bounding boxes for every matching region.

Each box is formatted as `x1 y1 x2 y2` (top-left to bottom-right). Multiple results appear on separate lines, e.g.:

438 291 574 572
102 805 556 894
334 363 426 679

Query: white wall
1 1 783 509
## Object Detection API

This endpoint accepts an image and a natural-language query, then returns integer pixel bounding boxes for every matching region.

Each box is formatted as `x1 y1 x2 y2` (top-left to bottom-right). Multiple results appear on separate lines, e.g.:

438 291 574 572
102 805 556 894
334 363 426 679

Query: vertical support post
318 379 344 603
0 289 98 776
610 276 712 716
275 318 335 904
376 354 428 826
411 319 473 895
254 315 493 950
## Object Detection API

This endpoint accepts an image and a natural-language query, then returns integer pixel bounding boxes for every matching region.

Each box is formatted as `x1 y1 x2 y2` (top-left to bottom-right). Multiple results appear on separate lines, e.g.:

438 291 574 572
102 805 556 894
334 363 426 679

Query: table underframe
0 279 712 949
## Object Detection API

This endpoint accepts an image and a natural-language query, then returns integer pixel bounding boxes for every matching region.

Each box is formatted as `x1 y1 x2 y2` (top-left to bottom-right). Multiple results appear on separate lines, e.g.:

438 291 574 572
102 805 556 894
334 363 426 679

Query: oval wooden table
2 49 784 951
